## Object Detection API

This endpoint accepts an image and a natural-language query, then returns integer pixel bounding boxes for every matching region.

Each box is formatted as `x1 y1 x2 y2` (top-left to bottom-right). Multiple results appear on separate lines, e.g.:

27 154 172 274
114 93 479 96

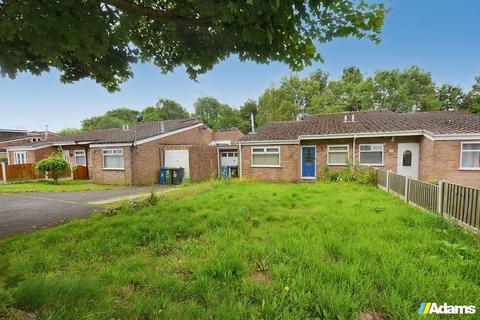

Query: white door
397 143 419 179
220 151 238 166
164 150 190 179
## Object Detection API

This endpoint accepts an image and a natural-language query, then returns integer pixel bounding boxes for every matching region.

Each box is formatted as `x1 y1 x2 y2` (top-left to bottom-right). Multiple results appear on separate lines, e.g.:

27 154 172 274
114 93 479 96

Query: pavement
0 185 171 239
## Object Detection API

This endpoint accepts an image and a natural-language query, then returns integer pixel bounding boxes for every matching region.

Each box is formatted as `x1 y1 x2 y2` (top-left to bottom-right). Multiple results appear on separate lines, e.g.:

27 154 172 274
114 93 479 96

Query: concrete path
0 185 171 239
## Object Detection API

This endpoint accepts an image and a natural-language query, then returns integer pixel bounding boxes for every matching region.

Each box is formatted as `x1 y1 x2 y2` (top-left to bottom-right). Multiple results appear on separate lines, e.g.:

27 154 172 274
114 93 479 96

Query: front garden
0 180 479 319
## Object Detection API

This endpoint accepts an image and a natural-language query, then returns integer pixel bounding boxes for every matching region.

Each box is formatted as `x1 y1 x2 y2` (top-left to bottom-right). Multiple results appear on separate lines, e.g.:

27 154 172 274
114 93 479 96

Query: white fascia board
427 133 480 141
240 140 299 145
6 144 53 151
134 123 204 146
90 143 132 148
299 130 424 140
52 141 76 146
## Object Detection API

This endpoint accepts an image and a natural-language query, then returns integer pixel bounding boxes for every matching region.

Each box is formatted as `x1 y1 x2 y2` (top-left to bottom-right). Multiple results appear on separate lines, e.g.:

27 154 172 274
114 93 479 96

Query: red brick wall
213 129 244 142
241 144 300 182
90 146 133 185
189 146 218 181
131 126 213 185
419 140 480 188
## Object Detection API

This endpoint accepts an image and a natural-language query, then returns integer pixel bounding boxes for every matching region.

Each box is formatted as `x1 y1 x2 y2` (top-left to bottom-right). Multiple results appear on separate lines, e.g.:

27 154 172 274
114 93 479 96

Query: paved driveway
0 186 170 239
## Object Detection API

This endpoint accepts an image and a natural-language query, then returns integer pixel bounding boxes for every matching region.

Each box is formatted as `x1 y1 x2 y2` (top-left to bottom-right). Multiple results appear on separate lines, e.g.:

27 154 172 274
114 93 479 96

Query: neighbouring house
239 110 480 188
0 129 59 160
6 119 243 185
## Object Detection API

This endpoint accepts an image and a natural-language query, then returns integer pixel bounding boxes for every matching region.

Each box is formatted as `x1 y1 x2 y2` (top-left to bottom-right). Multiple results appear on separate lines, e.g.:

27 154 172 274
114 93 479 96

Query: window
402 150 412 167
14 151 27 164
251 146 280 167
327 145 349 165
460 143 480 169
74 150 86 166
359 144 384 165
102 149 125 170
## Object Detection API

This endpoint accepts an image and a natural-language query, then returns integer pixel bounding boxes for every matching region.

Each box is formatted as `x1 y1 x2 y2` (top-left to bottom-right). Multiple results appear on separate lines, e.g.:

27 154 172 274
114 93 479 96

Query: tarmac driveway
0 186 170 239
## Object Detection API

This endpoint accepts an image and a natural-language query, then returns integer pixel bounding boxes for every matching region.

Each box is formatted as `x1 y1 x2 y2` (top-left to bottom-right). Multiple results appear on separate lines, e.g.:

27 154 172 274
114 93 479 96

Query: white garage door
164 149 189 179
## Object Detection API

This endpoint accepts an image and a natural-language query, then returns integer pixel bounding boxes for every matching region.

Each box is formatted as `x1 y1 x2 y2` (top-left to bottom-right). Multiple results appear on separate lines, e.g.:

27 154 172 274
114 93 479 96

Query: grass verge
0 180 479 319
0 180 123 193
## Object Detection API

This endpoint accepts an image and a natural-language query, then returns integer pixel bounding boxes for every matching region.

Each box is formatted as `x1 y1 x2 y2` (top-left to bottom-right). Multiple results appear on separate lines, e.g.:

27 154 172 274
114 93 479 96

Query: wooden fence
377 170 479 231
0 162 88 184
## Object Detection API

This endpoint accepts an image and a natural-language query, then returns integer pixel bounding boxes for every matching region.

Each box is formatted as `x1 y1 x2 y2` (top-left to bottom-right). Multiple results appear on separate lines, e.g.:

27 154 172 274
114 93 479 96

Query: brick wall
241 144 300 182
213 129 244 142
419 140 480 188
189 146 218 181
132 126 214 185
90 146 133 185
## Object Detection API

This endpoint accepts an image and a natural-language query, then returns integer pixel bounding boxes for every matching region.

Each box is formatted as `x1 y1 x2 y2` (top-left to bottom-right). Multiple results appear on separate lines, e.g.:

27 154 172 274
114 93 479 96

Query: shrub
321 163 377 185
35 155 71 183
0 157 7 163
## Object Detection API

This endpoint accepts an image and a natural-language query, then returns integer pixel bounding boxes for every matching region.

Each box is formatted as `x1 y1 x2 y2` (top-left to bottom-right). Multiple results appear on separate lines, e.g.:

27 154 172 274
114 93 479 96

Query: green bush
321 163 377 185
35 155 70 183
0 157 7 163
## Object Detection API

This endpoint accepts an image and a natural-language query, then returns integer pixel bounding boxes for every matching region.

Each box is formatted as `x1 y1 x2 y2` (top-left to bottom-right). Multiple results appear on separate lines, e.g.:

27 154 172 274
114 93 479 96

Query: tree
142 99 189 121
0 0 386 91
35 154 71 184
57 128 81 136
465 76 480 114
238 99 258 133
81 107 137 131
435 84 465 111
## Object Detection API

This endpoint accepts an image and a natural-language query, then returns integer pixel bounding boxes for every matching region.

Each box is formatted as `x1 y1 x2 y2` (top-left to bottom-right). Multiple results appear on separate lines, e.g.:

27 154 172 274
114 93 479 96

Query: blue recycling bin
159 167 167 184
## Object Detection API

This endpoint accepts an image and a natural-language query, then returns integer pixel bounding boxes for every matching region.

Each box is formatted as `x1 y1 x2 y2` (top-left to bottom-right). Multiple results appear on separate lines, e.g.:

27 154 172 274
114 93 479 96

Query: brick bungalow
239 110 480 188
0 129 59 160
6 119 243 185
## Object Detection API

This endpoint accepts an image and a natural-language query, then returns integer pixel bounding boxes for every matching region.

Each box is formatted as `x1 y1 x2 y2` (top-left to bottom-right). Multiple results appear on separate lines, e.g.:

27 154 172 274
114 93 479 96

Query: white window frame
327 145 349 166
102 148 125 170
460 141 480 170
74 150 87 166
251 146 281 168
13 151 27 165
359 144 384 166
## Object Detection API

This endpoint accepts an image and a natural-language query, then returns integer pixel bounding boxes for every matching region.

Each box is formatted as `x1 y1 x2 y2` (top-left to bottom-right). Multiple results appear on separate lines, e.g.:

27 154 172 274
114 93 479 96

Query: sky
1 0 479 131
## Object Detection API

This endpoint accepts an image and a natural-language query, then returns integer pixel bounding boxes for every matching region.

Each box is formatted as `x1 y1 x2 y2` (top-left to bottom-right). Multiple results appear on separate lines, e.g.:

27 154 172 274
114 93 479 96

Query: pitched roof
13 119 202 147
241 110 480 142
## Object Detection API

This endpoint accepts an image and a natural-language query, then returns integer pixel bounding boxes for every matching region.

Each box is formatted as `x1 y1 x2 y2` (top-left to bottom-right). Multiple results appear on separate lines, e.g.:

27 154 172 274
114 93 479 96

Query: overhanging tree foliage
0 0 386 91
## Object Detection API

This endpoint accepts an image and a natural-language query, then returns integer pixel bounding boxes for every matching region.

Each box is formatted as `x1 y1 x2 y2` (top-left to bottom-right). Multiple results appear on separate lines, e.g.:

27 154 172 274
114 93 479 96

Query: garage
164 149 190 179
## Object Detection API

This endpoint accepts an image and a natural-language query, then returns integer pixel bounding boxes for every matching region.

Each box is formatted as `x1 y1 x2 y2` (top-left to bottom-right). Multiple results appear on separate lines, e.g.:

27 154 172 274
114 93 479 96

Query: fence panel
388 172 406 197
5 164 38 182
376 170 387 188
408 179 438 212
442 182 480 229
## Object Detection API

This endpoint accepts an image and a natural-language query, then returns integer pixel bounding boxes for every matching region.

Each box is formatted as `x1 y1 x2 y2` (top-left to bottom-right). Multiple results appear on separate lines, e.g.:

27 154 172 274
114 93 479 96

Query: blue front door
302 146 316 178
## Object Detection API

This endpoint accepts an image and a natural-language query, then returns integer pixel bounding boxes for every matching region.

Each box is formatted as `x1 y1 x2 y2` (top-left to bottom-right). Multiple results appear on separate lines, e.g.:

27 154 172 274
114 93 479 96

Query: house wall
131 126 214 185
213 129 244 142
240 136 480 188
241 144 300 182
90 146 133 185
419 139 480 188
158 145 218 182
240 136 421 182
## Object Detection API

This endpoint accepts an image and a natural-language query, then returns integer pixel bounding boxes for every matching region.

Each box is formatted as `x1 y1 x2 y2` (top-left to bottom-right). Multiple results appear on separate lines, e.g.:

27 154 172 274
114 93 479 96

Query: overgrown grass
0 180 479 319
0 180 123 193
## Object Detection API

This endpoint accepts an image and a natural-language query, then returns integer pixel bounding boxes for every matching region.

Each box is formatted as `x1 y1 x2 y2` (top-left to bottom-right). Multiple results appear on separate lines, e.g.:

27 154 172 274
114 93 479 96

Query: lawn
0 180 123 193
0 181 479 319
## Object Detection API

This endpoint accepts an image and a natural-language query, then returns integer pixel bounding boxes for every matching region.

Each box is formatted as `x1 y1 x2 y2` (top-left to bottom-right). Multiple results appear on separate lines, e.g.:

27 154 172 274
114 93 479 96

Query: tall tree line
59 66 480 136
